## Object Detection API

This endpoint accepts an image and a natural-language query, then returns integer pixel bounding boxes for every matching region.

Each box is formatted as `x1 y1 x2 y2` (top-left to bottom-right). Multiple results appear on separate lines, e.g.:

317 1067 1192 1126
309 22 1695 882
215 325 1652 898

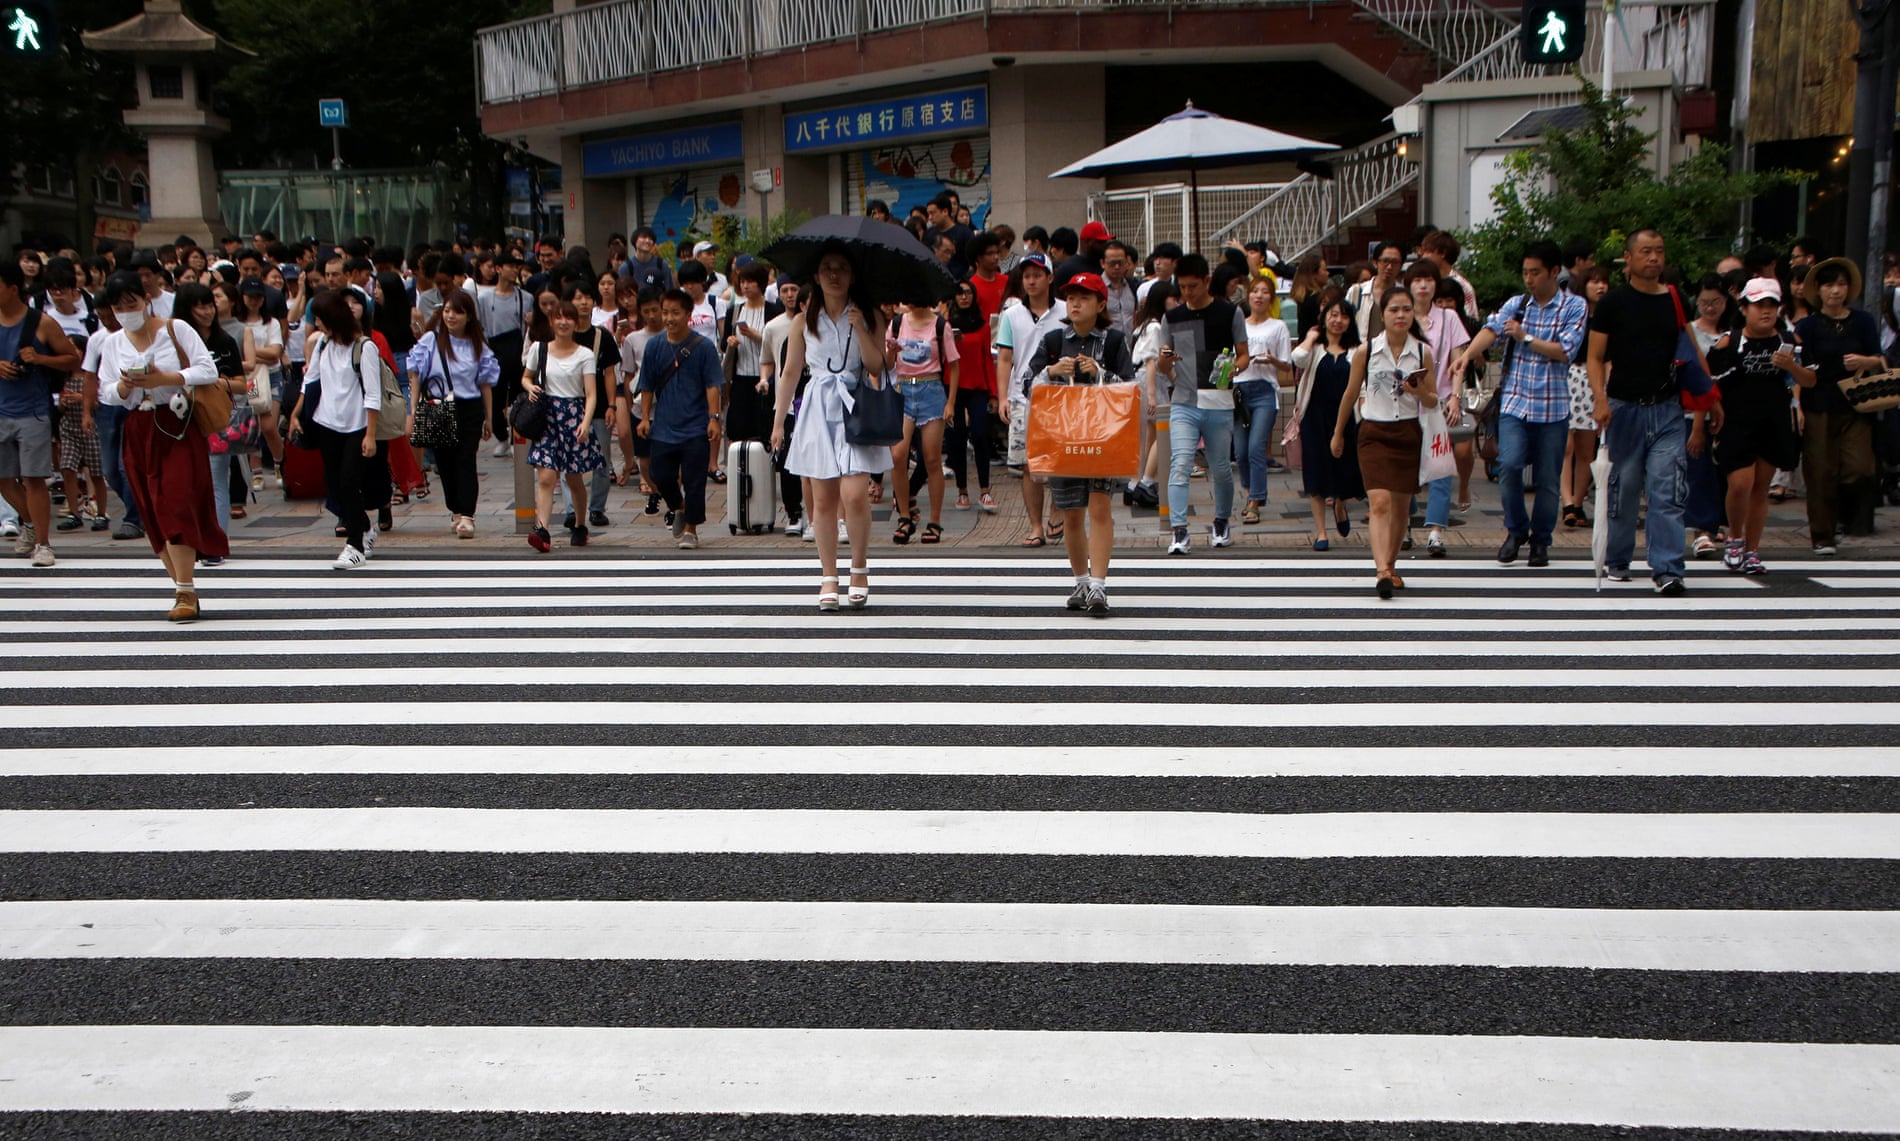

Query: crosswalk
1 554 1897 1137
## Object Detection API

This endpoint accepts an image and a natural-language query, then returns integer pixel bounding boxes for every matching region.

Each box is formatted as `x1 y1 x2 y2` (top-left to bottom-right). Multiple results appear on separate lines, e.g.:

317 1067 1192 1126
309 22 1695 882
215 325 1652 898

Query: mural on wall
851 137 992 229
641 167 745 249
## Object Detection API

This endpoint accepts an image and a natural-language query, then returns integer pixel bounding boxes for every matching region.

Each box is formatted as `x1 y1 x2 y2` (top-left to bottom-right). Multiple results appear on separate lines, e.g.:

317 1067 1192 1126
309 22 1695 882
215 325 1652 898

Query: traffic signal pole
1845 0 1898 310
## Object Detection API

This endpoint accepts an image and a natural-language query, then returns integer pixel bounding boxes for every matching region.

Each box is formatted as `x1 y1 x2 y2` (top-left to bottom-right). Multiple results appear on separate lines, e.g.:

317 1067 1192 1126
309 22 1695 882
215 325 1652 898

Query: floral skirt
526 395 603 475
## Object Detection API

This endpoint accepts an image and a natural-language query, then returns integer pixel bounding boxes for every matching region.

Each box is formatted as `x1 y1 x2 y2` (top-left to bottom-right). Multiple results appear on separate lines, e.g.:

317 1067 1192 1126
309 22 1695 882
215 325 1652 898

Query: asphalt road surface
1 551 1896 1139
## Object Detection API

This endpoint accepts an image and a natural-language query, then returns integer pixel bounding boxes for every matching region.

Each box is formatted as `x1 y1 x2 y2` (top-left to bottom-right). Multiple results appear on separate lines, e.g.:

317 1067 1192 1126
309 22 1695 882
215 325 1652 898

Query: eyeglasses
1378 258 1403 267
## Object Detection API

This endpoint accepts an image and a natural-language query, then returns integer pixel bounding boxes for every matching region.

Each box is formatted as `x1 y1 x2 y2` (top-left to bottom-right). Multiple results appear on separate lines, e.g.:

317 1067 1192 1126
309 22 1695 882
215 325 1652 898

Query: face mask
116 308 146 333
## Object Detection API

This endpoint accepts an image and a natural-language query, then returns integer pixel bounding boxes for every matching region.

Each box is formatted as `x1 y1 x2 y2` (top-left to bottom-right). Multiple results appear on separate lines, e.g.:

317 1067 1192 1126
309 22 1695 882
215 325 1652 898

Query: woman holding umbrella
770 244 889 609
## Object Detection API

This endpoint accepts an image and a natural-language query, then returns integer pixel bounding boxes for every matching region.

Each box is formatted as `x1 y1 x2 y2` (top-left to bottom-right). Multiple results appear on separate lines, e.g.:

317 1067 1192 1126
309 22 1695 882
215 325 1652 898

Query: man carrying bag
1024 273 1137 615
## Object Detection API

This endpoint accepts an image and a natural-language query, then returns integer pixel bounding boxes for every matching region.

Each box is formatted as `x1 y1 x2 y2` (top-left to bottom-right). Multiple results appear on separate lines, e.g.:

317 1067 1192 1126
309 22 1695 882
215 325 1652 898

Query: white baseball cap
1739 277 1782 303
692 240 718 256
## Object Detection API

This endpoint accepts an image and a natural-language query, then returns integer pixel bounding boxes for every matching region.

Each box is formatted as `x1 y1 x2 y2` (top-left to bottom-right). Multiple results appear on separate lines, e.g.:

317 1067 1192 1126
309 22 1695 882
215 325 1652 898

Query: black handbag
509 340 551 441
843 373 904 447
411 334 460 449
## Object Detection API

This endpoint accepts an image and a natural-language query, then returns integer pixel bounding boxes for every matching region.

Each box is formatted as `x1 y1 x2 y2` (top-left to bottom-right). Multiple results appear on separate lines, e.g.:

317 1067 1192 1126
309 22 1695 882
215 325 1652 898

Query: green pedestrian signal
3 2 57 57
1520 1 1585 65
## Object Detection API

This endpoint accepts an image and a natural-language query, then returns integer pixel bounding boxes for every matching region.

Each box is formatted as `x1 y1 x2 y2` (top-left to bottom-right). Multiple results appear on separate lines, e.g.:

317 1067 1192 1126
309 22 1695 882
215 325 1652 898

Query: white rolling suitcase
725 439 777 534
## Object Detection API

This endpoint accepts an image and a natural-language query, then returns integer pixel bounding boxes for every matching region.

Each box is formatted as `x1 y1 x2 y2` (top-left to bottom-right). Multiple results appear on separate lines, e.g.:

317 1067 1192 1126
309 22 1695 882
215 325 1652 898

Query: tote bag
1418 403 1456 484
1026 381 1142 479
843 372 905 447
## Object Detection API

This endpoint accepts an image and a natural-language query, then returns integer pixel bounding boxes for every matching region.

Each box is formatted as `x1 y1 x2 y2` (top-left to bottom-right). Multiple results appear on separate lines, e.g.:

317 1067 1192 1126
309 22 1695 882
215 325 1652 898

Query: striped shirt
1485 290 1588 424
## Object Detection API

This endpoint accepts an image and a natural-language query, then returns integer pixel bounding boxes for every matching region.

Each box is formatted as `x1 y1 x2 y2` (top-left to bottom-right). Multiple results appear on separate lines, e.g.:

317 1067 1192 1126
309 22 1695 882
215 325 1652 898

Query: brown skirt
123 407 230 559
1356 417 1423 494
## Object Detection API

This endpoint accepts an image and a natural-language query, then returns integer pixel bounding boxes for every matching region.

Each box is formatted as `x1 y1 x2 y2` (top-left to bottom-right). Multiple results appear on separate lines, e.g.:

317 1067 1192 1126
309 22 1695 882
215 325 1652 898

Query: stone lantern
82 0 253 248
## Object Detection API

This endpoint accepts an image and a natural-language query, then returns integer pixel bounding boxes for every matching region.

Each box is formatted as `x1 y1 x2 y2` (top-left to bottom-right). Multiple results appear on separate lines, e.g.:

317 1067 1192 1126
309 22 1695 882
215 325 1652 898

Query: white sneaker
12 526 34 556
784 517 802 537
1167 526 1190 555
0 520 17 538
492 442 513 458
837 519 849 542
363 521 379 558
801 520 816 542
29 544 54 568
332 544 367 570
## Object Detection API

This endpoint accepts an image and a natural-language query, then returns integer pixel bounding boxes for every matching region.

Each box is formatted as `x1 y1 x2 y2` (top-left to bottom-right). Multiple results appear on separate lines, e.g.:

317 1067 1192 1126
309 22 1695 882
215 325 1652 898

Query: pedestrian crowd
6 204 1898 620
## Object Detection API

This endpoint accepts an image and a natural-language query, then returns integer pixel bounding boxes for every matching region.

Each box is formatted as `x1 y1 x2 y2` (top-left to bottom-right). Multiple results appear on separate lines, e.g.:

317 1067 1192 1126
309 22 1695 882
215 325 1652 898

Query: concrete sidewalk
37 444 1900 559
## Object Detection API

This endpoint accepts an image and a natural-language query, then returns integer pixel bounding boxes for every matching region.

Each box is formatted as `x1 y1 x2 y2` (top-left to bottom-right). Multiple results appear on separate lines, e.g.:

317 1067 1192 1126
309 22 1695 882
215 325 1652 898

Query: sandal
1240 503 1261 525
710 469 728 485
846 566 869 608
818 576 840 612
415 481 431 500
1561 504 1582 528
921 521 943 544
893 516 916 544
1046 519 1065 542
868 480 883 504
1021 533 1047 547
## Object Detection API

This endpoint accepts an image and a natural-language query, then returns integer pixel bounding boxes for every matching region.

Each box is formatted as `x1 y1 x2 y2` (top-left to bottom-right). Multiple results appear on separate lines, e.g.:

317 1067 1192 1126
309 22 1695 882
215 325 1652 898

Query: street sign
2 2 58 57
318 99 349 129
1520 1 1586 65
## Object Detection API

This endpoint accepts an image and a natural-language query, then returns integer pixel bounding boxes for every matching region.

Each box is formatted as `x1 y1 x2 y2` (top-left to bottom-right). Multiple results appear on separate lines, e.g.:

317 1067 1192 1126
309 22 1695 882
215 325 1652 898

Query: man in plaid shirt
1451 240 1587 567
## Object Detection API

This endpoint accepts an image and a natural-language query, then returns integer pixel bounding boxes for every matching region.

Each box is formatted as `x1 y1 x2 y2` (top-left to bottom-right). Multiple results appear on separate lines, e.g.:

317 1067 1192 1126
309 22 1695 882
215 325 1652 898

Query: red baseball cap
1080 220 1114 243
1061 272 1109 299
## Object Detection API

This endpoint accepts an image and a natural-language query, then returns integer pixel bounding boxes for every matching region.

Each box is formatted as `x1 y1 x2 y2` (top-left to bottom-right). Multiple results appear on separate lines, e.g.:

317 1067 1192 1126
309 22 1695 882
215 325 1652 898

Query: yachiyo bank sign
582 122 744 177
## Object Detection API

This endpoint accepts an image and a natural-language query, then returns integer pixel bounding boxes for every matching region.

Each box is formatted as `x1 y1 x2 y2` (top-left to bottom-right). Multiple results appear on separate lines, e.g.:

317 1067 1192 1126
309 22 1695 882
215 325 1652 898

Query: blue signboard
583 122 744 178
318 99 349 129
785 87 987 154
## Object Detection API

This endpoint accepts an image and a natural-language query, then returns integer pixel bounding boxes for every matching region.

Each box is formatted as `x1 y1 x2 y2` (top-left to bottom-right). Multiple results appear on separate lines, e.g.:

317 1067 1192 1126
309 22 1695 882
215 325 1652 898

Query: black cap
239 278 267 296
127 249 163 271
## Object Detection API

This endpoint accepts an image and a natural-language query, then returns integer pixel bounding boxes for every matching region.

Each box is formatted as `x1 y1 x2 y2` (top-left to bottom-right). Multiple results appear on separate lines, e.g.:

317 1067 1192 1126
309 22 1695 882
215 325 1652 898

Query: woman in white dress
770 247 888 610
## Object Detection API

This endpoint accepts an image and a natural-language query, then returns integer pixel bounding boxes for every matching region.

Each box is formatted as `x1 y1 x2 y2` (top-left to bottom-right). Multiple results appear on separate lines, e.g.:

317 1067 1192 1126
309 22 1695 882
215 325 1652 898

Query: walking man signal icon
1538 9 1567 56
8 7 40 51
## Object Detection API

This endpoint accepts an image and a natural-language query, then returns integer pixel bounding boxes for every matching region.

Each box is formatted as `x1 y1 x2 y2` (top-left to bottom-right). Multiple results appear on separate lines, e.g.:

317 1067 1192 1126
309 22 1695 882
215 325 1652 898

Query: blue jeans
1424 475 1455 529
1168 402 1234 529
1606 398 1688 580
93 403 138 528
1230 380 1279 502
1497 414 1568 546
1683 414 1726 534
208 451 249 539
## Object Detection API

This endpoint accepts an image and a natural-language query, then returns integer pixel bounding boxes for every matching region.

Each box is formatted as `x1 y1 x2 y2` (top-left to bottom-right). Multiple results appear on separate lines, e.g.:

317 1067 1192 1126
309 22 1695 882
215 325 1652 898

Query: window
148 65 184 100
95 166 123 207
128 171 148 209
26 165 52 195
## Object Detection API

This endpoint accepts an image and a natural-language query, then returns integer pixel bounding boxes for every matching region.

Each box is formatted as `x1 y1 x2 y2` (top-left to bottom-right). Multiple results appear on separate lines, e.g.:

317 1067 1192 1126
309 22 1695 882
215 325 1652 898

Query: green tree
1457 75 1804 307
190 0 540 234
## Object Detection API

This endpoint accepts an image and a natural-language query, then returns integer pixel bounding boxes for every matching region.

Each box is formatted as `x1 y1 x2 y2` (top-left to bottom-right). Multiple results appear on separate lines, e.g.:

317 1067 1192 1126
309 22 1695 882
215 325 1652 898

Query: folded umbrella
1591 432 1612 591
760 215 958 305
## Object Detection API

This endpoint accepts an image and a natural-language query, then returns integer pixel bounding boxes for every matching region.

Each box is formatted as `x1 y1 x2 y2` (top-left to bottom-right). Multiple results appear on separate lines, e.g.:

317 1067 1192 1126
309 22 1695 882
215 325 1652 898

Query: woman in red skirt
94 273 225 621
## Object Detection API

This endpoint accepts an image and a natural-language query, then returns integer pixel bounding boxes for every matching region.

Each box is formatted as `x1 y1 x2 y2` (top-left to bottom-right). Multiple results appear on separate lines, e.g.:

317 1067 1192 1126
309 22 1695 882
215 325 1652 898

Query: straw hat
1802 256 1863 309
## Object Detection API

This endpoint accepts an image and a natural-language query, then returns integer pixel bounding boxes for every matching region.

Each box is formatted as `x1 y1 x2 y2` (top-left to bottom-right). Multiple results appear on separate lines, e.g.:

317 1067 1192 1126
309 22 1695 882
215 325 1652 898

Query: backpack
888 312 949 377
348 337 407 440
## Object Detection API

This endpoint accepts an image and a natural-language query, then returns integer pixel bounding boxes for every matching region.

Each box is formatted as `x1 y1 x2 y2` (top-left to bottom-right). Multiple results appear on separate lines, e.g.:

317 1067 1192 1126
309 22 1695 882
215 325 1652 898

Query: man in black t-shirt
1586 228 1697 594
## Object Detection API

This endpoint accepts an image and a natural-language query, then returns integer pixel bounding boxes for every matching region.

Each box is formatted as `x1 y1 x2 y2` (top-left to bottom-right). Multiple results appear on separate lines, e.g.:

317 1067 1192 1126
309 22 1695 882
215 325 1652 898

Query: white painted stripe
0 590 1874 614
0 1026 1893 1129
33 630 1900 658
5 744 1897 779
9 665 1887 693
0 573 1768 592
1816 577 1900 590
1 699 1891 731
3 808 1893 858
0 612 1893 637
26 555 1900 572
6 900 1896 972
6 635 1893 662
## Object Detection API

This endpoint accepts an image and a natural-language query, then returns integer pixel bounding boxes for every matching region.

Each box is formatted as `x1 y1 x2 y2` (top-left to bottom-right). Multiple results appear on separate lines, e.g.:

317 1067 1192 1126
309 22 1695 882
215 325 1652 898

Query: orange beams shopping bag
1025 381 1142 479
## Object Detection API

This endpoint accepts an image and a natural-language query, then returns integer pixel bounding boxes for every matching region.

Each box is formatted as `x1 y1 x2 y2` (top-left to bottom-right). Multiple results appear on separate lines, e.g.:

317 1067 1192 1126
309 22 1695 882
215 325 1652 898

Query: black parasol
760 215 958 304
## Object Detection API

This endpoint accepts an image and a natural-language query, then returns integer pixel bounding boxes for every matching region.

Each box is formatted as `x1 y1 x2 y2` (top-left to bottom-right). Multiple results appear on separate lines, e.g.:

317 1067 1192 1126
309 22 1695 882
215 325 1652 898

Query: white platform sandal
846 566 869 608
818 577 840 611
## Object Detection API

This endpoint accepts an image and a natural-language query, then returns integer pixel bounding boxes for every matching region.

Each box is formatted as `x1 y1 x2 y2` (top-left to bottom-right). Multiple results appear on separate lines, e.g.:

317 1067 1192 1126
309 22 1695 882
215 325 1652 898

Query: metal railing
1205 133 1417 260
1435 0 1716 88
1348 0 1515 74
1087 182 1288 255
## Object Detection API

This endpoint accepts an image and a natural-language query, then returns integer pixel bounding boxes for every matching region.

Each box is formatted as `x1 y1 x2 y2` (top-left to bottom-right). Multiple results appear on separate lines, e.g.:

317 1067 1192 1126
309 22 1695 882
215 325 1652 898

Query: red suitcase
280 444 327 500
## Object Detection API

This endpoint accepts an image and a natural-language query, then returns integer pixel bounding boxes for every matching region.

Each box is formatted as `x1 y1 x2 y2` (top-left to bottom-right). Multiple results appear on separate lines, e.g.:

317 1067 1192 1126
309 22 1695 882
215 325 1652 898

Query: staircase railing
1205 133 1418 260
1347 0 1516 74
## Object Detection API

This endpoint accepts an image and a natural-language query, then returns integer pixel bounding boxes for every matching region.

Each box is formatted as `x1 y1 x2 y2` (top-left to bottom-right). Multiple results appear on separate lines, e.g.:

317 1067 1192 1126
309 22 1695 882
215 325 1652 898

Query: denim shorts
1048 475 1118 510
898 377 948 425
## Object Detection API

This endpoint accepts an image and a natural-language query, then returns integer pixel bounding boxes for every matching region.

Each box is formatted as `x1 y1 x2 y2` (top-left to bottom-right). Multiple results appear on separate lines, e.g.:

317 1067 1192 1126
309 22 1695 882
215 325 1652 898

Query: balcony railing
477 0 1524 107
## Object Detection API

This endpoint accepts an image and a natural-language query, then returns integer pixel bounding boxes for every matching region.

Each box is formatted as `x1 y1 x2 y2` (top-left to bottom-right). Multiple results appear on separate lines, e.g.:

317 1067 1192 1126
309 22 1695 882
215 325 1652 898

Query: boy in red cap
1025 272 1136 615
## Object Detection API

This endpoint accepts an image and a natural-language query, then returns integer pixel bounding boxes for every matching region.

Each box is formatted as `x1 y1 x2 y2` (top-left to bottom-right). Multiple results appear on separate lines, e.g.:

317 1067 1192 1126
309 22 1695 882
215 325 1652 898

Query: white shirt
528 342 596 400
307 335 383 434
621 327 658 388
94 320 218 408
145 291 175 319
1359 333 1428 423
733 301 769 376
1236 319 1292 383
761 311 797 381
688 296 727 343
997 297 1068 403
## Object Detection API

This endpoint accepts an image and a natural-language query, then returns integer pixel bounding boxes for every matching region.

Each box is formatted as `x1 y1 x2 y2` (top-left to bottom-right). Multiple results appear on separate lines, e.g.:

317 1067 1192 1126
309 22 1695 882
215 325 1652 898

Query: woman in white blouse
301 289 383 570
1331 286 1437 598
521 300 603 551
238 277 289 482
93 273 224 621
